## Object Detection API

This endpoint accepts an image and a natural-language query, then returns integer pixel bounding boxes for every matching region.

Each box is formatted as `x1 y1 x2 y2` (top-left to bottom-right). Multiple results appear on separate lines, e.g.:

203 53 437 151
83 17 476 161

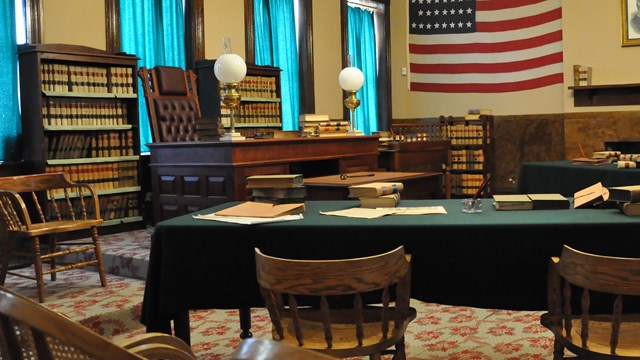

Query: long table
517 160 640 196
140 199 640 344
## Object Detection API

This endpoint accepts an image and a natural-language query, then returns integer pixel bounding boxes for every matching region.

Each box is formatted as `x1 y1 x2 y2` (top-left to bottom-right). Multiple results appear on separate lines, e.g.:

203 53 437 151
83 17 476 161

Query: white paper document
320 206 447 219
193 213 304 225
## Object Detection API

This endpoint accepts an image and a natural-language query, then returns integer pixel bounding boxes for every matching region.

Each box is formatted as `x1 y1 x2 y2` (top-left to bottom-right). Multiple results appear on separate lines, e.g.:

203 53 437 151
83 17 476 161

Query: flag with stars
408 0 563 93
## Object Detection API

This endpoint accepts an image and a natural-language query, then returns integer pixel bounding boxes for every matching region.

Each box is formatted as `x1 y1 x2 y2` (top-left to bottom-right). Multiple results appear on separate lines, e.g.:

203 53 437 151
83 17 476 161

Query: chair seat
273 306 417 357
567 316 640 356
11 219 104 237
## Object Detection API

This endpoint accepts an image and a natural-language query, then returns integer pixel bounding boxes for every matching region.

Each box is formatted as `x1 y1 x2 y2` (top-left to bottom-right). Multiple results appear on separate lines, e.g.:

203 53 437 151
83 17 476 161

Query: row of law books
46 161 138 192
451 173 486 196
299 114 350 137
42 100 129 127
231 75 278 99
451 149 484 170
45 131 135 159
348 182 404 208
220 102 281 125
41 63 134 94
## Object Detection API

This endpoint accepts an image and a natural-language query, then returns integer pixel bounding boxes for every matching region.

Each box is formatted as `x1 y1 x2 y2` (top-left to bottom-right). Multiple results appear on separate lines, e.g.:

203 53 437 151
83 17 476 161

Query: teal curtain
253 0 300 131
120 0 185 152
347 6 378 135
0 0 20 160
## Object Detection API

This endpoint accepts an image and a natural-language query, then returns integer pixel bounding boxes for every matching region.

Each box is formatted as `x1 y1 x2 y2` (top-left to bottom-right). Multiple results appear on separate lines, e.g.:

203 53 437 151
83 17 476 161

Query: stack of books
492 193 569 211
299 114 350 137
246 174 306 204
196 116 225 141
608 184 640 215
348 182 404 208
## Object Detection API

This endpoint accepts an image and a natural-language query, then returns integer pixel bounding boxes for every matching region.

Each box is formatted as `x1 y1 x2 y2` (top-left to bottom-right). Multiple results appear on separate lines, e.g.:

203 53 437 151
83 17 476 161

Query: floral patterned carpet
4 228 560 359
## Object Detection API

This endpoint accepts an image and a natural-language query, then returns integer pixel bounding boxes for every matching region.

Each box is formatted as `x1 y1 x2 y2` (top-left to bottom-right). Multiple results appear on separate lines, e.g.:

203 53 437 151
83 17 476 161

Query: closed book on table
574 182 609 209
214 201 305 218
618 201 640 216
527 193 570 210
251 186 307 199
607 184 640 202
246 174 304 189
359 193 401 209
492 194 533 211
348 182 404 198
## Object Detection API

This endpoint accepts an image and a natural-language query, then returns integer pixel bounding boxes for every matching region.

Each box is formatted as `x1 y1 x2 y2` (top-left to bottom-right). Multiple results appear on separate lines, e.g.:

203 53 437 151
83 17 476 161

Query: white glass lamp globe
338 67 365 91
214 53 247 83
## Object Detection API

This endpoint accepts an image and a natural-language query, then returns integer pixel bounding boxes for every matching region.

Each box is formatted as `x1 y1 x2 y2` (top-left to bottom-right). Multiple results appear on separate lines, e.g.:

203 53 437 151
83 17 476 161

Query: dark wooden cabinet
18 44 144 232
195 59 282 138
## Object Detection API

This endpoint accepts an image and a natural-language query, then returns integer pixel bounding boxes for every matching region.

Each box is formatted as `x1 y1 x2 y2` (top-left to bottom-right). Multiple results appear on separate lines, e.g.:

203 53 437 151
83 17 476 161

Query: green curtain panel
347 5 378 135
253 0 300 131
120 0 186 152
0 0 20 161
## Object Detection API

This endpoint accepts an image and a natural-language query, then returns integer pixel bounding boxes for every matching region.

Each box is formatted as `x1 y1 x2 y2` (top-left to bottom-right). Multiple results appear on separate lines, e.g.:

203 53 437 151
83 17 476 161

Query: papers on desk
193 213 304 225
320 206 447 219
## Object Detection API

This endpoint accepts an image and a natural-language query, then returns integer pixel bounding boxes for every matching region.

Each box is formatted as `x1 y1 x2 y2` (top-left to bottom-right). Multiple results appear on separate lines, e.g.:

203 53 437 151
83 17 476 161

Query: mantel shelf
569 83 640 106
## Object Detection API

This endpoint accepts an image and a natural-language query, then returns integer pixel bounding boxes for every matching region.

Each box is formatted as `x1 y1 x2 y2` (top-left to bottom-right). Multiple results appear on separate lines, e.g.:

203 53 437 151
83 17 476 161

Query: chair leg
552 338 564 359
32 236 46 303
392 337 407 360
91 227 107 287
0 236 14 285
49 234 57 281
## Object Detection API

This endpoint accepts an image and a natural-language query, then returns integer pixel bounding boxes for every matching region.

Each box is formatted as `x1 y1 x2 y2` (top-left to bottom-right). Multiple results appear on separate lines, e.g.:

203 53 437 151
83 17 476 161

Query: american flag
408 0 563 93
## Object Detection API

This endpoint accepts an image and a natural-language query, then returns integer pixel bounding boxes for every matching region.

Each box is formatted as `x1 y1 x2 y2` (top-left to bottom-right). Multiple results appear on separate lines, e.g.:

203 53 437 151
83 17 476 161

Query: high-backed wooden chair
540 245 640 359
0 285 196 359
255 246 416 360
138 66 201 142
0 172 107 303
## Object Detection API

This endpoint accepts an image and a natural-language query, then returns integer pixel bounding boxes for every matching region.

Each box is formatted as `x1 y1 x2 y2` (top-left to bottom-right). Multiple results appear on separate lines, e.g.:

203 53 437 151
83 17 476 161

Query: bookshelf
18 44 144 232
195 59 282 138
442 115 494 197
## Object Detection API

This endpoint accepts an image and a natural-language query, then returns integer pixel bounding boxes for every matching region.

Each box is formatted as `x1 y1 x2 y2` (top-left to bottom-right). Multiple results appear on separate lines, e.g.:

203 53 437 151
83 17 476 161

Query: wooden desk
147 136 379 223
304 171 443 199
140 199 640 344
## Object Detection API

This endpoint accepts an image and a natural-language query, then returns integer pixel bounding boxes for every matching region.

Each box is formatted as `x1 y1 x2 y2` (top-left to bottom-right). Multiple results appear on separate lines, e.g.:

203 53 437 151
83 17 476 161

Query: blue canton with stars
409 0 476 35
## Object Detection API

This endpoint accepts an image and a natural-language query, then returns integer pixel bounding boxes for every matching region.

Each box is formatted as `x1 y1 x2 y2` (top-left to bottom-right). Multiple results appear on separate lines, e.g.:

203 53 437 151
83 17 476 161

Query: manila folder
215 201 305 218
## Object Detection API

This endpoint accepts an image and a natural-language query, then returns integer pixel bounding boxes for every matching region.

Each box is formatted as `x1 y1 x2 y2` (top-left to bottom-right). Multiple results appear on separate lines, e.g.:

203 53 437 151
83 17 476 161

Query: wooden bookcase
18 44 145 233
388 115 494 197
195 59 282 138
442 115 494 197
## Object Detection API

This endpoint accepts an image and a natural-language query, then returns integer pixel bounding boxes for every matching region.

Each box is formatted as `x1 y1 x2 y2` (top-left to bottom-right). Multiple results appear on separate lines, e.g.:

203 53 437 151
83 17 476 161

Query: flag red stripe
410 52 563 74
409 73 564 93
476 0 547 12
409 30 562 55
477 8 562 32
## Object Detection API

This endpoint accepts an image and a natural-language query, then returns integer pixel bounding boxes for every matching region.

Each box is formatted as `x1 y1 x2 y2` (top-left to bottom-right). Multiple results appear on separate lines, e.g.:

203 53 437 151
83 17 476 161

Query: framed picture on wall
622 0 640 46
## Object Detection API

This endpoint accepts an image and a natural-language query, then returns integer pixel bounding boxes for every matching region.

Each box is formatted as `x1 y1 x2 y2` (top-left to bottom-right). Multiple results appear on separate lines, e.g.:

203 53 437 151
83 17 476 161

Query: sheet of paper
193 213 303 225
320 206 447 219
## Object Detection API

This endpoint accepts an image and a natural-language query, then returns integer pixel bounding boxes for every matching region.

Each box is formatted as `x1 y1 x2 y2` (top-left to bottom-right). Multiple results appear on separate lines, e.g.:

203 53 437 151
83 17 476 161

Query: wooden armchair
0 285 196 359
138 66 202 142
255 246 416 360
540 245 640 359
0 172 107 303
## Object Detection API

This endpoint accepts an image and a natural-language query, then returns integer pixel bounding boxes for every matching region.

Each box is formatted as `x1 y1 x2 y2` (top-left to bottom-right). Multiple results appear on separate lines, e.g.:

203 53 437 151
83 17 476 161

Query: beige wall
40 0 640 119
42 0 105 50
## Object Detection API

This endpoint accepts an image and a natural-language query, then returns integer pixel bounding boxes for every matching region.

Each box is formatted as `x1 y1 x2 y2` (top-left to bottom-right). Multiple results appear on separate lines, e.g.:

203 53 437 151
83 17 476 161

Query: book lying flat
246 174 304 189
527 193 570 210
607 184 640 202
251 186 306 199
359 193 401 209
574 182 609 209
348 182 404 198
492 194 533 211
618 201 640 216
493 194 569 210
214 201 305 218
571 157 610 166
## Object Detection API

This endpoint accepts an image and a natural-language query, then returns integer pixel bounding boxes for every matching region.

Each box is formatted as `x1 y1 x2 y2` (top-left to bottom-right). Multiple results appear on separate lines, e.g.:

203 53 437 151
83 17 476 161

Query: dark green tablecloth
141 199 640 338
518 160 640 196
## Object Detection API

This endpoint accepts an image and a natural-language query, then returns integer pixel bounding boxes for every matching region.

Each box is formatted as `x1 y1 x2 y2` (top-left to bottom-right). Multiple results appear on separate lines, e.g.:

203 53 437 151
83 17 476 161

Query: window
0 0 22 161
342 0 390 132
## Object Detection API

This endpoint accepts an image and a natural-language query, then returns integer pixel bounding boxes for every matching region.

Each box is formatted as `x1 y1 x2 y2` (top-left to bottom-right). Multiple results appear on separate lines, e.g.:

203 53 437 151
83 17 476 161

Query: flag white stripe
410 63 563 84
409 19 562 46
410 42 562 64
